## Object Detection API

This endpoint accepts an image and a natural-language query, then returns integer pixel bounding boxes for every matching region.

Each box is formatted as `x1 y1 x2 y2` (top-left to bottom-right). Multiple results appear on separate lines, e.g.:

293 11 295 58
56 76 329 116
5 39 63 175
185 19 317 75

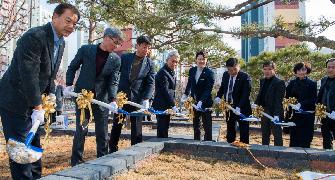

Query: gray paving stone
214 142 238 154
305 148 335 162
231 154 253 164
112 149 144 163
54 166 99 180
77 163 111 179
105 153 135 168
85 156 127 175
133 141 165 153
39 175 79 180
198 141 218 153
268 146 287 158
163 139 200 153
196 150 214 158
129 146 153 158
249 144 269 157
272 146 307 160
212 152 231 161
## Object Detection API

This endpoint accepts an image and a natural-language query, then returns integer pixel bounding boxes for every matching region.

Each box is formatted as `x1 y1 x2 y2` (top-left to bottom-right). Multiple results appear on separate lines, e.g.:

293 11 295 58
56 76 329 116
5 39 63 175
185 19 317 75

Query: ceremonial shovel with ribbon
67 90 187 128
315 103 335 127
215 100 259 122
6 94 56 164
251 104 296 127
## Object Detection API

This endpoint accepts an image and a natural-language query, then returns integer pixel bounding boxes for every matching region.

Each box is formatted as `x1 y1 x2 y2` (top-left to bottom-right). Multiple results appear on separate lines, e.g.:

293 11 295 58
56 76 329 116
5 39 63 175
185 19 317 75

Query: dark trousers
109 104 143 153
157 114 171 138
0 108 42 180
51 110 62 123
289 113 314 148
193 109 212 141
321 117 335 149
71 104 109 166
261 117 283 146
226 111 249 143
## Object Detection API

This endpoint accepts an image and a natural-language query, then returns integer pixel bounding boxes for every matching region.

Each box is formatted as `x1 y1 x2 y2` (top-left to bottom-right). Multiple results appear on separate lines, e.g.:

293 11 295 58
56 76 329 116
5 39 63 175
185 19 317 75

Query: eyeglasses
109 36 122 46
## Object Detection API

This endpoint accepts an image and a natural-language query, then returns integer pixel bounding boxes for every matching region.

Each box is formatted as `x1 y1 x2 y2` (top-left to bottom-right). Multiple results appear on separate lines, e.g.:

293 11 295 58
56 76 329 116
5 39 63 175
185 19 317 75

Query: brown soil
0 132 130 180
115 152 299 180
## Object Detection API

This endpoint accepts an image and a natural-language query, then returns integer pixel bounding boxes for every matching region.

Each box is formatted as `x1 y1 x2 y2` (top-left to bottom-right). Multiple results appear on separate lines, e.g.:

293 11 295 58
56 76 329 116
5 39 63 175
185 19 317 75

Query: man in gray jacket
65 27 123 166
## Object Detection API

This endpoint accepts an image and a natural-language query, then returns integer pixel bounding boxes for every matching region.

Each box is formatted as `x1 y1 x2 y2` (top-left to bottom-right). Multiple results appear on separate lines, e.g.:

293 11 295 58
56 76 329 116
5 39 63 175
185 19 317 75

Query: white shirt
195 67 203 83
226 75 236 102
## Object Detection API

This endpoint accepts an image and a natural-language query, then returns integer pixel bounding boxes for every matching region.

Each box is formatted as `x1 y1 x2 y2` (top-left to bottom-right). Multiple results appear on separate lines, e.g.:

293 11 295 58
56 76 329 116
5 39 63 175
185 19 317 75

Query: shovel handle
68 92 111 109
25 120 40 145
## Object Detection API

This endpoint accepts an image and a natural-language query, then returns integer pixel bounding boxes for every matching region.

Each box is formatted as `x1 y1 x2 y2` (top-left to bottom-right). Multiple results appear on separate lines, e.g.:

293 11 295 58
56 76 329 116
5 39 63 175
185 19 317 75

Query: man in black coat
0 3 79 179
152 51 180 138
255 61 285 146
215 58 252 144
317 58 335 149
109 35 155 153
181 51 215 141
65 27 123 166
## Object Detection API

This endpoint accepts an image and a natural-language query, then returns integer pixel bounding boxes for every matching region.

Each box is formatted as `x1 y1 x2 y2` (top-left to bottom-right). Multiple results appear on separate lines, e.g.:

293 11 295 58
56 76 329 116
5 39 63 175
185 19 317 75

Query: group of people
214 59 335 150
0 3 335 180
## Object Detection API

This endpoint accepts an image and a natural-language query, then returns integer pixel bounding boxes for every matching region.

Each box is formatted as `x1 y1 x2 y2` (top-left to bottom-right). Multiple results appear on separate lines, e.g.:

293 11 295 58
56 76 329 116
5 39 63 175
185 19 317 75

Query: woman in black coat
286 62 317 148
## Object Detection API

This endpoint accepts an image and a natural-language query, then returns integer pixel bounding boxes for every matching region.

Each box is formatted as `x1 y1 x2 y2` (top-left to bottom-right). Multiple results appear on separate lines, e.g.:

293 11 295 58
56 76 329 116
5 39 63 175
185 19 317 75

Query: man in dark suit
255 61 285 146
215 58 252 144
109 35 155 153
317 58 335 149
0 3 79 179
152 51 180 138
181 51 215 141
65 27 123 166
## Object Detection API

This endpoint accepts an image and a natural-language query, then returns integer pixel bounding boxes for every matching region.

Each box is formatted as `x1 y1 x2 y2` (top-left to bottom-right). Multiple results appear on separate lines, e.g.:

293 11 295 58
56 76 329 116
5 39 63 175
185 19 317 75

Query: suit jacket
117 53 155 104
317 76 335 112
184 66 214 108
152 64 176 111
255 76 286 118
286 77 317 111
0 23 64 116
216 71 252 115
66 44 121 107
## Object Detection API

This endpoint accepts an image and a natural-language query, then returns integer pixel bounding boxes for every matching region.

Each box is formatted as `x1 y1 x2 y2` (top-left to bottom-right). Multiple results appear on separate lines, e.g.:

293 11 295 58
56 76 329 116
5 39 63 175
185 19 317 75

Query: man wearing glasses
64 27 124 166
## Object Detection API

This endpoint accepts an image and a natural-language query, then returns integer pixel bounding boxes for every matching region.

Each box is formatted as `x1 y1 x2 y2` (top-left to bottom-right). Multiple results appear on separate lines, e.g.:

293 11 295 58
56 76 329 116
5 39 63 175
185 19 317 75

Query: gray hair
103 27 125 41
166 50 180 62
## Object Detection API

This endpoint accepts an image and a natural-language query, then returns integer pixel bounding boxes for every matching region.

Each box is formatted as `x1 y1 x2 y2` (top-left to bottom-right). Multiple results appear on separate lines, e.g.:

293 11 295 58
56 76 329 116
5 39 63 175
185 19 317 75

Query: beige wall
275 9 301 23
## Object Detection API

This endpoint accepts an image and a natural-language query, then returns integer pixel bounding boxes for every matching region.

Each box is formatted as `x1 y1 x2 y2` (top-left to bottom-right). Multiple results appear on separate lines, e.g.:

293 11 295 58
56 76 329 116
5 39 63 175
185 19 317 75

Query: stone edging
162 139 335 171
39 138 335 179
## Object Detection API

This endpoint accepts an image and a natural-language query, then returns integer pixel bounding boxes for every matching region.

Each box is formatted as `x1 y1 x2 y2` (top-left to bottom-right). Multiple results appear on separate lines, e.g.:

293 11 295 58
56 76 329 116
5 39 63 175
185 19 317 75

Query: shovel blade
6 138 43 164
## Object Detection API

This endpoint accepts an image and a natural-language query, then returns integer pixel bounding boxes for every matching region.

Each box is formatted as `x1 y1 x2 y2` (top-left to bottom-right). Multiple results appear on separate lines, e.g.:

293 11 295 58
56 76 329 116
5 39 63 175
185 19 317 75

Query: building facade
241 0 306 62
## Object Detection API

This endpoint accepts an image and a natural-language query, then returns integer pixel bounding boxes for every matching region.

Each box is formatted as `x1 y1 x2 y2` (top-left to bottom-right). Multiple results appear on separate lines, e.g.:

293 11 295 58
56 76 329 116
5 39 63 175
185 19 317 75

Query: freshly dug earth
115 152 299 180
0 132 130 180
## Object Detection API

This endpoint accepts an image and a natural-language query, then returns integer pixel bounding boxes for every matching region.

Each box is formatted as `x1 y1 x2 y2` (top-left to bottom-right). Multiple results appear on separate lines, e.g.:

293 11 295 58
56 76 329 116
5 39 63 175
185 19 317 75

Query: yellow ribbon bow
315 103 327 122
252 105 264 119
217 100 231 120
184 97 195 122
42 94 56 142
282 97 297 119
115 92 128 128
76 90 94 129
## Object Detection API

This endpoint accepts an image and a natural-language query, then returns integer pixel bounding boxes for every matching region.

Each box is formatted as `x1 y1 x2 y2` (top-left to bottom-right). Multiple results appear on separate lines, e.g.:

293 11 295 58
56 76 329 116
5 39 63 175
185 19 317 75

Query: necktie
228 76 234 103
